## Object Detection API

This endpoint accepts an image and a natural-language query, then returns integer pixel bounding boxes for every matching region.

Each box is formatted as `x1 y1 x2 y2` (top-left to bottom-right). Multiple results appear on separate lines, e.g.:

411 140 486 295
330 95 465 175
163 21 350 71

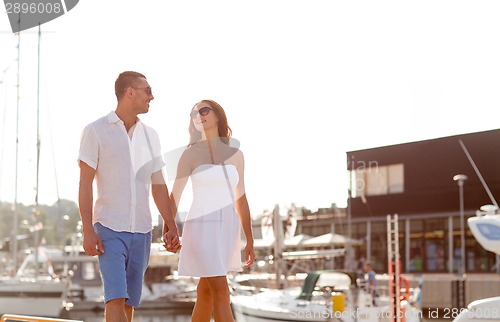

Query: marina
63 310 452 322
1 198 499 321
3 205 500 321
1 2 500 322
2 204 500 320
0 21 498 322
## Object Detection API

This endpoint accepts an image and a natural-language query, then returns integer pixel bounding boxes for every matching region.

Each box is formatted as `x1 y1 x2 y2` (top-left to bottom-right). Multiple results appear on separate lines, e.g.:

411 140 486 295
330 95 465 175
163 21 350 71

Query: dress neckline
192 163 236 173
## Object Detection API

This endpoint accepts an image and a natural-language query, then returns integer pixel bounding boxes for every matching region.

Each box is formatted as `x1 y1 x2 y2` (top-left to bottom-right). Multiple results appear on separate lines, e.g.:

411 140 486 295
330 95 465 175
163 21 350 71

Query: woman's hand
163 226 182 253
243 242 255 268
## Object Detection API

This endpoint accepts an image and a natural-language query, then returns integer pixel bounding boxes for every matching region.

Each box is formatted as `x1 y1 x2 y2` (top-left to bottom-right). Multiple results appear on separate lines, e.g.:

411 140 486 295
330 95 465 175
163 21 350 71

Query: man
78 71 180 322
364 262 378 306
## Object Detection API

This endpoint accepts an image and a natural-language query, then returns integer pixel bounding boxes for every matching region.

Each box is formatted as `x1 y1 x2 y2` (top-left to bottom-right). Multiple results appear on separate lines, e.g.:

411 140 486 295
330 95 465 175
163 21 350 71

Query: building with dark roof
344 128 500 273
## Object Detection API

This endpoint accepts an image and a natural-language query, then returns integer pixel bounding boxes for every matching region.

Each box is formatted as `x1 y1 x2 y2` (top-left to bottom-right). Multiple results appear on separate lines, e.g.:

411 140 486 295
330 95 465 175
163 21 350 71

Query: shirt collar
106 111 141 125
106 111 120 123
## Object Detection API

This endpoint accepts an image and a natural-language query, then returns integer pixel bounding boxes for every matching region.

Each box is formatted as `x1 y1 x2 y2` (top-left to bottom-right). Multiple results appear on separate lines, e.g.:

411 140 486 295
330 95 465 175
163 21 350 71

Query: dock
67 297 195 313
58 272 500 318
378 273 500 311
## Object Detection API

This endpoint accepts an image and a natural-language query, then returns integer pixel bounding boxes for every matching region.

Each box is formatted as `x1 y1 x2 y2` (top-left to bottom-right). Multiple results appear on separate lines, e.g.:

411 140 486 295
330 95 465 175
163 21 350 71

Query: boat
7 241 196 313
53 233 195 311
0 276 67 317
231 212 423 322
0 247 69 317
451 142 500 321
467 205 500 254
231 270 352 322
452 205 500 322
231 270 422 322
54 243 104 305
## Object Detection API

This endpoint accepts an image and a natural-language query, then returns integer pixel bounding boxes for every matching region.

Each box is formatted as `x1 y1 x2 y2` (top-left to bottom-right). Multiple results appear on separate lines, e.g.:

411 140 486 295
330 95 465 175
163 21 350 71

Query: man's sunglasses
133 87 153 96
190 106 213 119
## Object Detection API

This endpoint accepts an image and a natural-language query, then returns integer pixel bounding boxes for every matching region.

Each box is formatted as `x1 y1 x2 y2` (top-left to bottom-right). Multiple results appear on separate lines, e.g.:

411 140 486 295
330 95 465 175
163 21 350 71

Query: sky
0 1 500 219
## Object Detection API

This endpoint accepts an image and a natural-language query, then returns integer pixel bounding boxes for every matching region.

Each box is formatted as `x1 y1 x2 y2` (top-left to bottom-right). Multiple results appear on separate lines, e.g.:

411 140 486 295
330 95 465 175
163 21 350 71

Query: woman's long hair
188 100 232 146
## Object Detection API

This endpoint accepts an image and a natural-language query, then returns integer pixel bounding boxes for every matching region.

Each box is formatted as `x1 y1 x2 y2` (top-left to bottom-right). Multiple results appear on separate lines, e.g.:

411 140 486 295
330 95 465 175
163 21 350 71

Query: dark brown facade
347 129 500 217
345 129 500 273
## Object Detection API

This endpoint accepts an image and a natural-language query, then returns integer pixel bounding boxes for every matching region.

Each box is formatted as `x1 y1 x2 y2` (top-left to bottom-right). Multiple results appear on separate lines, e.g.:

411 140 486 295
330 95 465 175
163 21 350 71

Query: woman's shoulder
178 145 199 164
227 146 243 155
232 147 244 160
225 147 244 169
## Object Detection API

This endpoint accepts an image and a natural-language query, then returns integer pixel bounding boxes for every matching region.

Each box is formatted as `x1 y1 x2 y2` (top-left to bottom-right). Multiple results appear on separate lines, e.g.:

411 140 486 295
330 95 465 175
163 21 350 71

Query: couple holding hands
78 71 255 322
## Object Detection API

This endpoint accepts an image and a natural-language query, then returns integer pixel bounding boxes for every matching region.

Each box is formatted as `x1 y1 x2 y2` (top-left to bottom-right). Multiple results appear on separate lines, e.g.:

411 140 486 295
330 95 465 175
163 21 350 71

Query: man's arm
78 161 103 256
151 170 181 253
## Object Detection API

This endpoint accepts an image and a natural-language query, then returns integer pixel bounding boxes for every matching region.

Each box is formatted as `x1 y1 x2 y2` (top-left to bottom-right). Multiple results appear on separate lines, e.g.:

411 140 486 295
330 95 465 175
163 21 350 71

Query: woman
167 99 255 321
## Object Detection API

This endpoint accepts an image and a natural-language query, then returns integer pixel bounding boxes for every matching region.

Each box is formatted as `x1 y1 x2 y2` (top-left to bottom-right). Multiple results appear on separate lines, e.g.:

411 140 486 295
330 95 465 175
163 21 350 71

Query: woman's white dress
178 164 242 277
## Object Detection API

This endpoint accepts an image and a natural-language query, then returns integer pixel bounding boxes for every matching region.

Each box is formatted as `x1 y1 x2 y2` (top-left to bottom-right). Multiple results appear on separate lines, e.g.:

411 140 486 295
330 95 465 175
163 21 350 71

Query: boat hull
468 215 500 254
453 296 500 322
231 290 342 322
0 278 67 317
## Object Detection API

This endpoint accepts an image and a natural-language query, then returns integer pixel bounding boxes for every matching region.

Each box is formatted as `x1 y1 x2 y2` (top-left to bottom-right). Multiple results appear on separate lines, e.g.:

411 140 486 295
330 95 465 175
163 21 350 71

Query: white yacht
231 270 422 322
453 205 500 322
0 248 69 317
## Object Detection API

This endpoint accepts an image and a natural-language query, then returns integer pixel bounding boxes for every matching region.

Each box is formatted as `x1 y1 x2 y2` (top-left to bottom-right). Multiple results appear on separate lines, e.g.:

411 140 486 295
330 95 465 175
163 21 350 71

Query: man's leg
125 304 134 322
95 223 131 321
105 298 128 322
125 231 152 308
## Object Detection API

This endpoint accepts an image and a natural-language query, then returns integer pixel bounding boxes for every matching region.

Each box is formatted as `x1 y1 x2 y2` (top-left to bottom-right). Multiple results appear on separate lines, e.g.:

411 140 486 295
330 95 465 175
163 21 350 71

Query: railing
0 315 83 322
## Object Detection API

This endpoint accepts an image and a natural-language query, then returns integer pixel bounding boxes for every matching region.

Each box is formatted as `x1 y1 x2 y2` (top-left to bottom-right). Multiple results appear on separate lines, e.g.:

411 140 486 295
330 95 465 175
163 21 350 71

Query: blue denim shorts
94 222 152 307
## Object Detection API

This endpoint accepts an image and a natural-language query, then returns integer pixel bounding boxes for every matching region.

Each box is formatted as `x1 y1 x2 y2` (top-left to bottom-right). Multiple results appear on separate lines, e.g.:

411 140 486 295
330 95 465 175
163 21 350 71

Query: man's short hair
115 71 146 100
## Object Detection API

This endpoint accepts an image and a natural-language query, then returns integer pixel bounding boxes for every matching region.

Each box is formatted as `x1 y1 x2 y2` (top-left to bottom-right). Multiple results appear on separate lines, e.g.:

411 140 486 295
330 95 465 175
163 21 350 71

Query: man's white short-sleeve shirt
78 111 164 233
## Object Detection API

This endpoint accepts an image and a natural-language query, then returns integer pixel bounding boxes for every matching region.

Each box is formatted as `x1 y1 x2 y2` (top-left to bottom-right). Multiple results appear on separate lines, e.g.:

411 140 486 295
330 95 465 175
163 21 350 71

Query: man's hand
163 227 181 253
82 229 104 256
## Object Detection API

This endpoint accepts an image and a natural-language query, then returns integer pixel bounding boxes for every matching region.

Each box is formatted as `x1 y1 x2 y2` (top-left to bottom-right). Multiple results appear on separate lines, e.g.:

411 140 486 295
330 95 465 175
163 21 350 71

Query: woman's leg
206 276 234 322
192 278 213 322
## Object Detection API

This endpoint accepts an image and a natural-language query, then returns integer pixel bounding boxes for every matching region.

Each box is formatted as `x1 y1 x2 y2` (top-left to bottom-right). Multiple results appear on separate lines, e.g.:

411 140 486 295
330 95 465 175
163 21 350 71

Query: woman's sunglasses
190 106 213 119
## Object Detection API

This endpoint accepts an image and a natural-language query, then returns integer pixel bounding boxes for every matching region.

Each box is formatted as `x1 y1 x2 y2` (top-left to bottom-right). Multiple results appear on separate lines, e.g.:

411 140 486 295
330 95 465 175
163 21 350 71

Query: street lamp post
453 174 468 275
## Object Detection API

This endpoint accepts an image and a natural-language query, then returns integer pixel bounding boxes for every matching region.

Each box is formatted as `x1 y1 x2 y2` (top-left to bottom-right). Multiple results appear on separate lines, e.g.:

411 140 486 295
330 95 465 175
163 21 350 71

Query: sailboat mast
33 23 42 278
11 21 21 276
346 159 354 270
35 26 41 212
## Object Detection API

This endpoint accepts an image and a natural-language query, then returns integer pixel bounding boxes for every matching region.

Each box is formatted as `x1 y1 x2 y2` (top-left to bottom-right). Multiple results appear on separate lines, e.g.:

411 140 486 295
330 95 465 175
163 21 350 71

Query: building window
351 163 404 197
424 219 446 272
408 220 424 273
366 166 388 196
388 164 404 193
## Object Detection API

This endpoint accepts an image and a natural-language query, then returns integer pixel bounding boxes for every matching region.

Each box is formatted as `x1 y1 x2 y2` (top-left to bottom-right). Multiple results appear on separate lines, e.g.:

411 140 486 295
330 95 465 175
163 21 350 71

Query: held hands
163 226 182 253
82 229 104 256
243 242 255 268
